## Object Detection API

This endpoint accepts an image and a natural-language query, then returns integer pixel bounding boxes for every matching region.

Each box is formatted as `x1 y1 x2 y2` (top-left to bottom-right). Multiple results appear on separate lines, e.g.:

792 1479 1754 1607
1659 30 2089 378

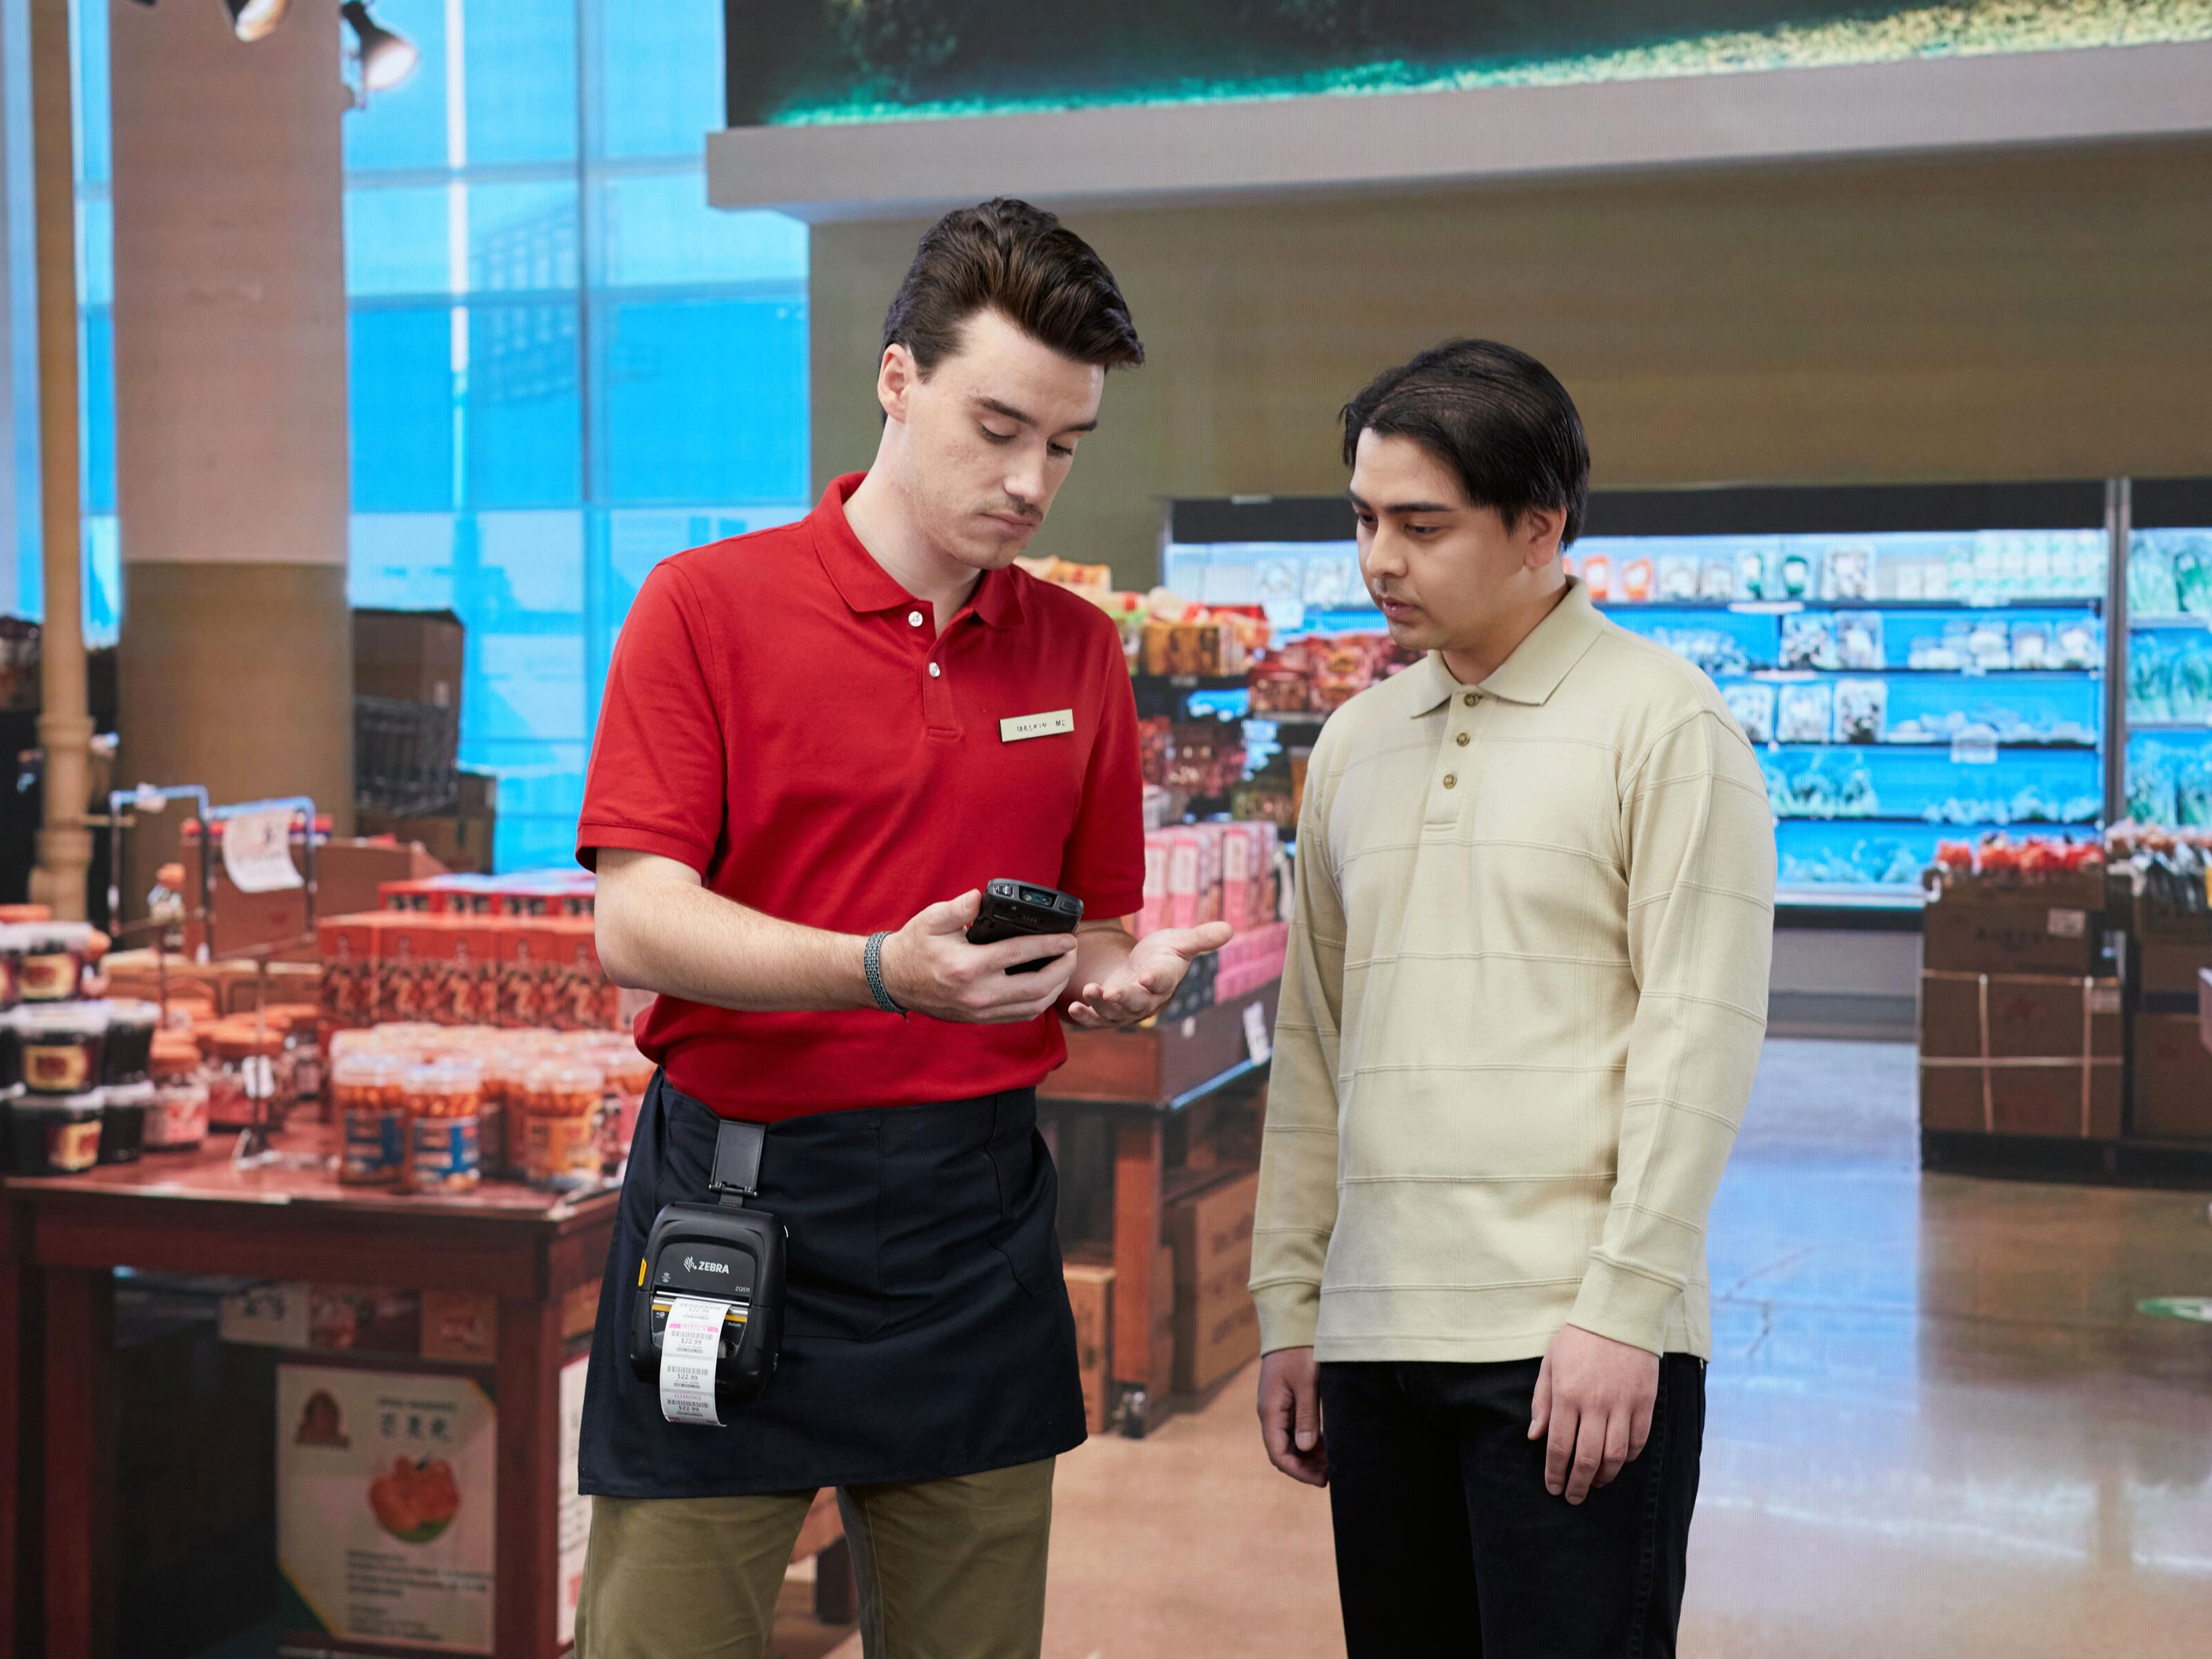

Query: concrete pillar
109 0 355 910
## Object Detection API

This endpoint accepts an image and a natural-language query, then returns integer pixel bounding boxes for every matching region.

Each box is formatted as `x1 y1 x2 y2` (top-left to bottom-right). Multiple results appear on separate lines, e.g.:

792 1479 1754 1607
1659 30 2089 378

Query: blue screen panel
350 306 457 513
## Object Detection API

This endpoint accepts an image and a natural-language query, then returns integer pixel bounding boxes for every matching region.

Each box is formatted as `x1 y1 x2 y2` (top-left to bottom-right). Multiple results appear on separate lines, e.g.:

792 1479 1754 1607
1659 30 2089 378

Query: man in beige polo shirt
1250 339 1775 1657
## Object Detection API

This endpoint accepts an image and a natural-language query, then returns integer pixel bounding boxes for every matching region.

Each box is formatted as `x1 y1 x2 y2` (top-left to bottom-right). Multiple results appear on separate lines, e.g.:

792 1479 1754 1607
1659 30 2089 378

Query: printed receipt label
658 1296 729 1427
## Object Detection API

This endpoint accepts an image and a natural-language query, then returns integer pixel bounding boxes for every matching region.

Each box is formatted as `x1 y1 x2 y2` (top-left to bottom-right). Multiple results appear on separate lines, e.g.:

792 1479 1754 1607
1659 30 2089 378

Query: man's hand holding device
876 885 1081 1024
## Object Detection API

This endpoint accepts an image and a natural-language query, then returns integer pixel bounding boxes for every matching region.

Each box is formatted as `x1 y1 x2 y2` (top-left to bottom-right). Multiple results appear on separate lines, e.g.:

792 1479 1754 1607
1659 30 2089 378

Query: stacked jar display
0 920 161 1174
323 1024 653 1194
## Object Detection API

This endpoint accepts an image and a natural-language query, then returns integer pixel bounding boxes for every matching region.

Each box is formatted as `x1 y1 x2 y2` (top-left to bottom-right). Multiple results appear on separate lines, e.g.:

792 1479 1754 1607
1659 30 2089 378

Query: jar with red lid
146 1038 209 1152
16 923 94 1003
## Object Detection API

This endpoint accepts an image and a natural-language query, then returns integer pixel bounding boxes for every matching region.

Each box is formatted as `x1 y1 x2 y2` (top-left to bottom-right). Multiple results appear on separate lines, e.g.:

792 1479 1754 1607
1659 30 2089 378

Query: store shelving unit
1161 482 2118 916
2120 479 2212 831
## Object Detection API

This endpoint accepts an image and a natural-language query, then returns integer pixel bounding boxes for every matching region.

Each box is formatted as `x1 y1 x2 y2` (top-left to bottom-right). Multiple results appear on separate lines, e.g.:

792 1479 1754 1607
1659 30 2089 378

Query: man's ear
1521 505 1567 570
878 343 918 423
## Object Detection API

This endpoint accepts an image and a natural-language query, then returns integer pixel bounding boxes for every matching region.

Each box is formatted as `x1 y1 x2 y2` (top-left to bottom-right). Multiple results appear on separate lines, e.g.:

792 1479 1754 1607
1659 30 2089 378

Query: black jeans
1319 1355 1705 1659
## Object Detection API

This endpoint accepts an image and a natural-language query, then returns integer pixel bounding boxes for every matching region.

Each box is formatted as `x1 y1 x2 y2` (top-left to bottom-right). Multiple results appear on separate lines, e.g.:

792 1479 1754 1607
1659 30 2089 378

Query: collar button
1462 692 1479 708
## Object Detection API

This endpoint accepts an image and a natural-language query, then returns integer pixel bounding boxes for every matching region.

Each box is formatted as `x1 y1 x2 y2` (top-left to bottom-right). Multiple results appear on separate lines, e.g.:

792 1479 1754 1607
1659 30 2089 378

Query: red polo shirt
577 473 1146 1121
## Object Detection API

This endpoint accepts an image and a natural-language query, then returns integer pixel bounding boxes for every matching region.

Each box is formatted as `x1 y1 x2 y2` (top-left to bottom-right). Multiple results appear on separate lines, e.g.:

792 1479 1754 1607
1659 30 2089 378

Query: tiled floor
783 1037 2212 1658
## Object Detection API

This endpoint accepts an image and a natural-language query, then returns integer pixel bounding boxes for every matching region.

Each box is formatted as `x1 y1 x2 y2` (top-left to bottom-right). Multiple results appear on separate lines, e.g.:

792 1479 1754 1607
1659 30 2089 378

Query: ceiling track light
342 1 422 106
224 0 293 43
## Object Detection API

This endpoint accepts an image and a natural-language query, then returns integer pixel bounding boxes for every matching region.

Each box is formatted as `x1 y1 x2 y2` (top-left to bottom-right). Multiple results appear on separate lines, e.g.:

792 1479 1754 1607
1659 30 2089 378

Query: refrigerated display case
2121 479 2212 829
1160 482 2119 912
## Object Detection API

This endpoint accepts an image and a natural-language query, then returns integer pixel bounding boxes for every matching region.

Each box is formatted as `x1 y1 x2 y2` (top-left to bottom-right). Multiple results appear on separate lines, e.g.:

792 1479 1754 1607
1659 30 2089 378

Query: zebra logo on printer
684 1256 732 1276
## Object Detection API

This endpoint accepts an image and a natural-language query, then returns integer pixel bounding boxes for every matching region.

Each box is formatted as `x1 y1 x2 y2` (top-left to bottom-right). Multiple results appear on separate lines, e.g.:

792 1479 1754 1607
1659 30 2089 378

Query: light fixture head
224 0 292 43
342 1 420 97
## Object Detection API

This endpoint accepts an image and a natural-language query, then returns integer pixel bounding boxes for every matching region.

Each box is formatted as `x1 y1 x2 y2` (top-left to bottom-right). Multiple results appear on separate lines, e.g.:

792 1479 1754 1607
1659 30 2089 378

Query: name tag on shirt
1001 709 1075 743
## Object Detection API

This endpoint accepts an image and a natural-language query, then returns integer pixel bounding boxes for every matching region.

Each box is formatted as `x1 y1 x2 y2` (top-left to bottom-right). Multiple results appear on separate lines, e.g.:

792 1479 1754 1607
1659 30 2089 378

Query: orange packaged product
520 1062 604 1191
496 923 554 1029
316 914 386 1029
545 919 619 1032
446 922 499 1027
335 1053 409 1186
403 1059 483 1193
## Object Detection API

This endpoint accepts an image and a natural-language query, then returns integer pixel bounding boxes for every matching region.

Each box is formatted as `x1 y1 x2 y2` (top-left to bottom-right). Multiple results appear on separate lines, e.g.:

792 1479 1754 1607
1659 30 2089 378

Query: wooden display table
1040 979 1278 1436
4 1129 618 1659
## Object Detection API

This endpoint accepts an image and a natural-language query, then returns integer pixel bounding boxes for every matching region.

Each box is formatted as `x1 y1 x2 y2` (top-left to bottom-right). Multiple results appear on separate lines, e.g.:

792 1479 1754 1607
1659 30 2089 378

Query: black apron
578 1073 1086 1497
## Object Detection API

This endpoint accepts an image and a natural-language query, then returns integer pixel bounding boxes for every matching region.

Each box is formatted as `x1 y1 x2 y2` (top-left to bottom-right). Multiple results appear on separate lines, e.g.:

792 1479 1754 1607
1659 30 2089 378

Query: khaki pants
573 1458 1056 1659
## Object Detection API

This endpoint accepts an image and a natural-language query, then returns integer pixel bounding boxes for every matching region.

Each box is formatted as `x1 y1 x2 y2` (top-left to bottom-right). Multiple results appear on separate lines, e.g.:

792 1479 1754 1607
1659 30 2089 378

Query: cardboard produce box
1167 1167 1261 1394
184 838 448 961
1063 1260 1115 1434
353 607 466 711
2130 1011 2212 1141
2138 937 2212 1000
1922 894 2101 977
1919 971 2122 1138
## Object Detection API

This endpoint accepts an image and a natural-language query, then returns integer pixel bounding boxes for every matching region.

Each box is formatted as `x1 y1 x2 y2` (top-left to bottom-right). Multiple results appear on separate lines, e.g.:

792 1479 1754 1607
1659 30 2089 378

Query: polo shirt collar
811 471 1027 630
1403 577 1605 716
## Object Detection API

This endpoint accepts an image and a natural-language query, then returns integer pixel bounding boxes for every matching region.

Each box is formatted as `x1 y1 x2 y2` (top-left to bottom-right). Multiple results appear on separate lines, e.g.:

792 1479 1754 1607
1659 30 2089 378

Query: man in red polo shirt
571 200 1231 1659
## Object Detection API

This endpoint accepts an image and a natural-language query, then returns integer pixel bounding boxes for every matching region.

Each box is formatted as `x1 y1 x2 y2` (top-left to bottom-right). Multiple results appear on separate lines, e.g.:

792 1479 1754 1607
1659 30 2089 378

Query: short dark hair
882 198 1145 375
1340 340 1590 547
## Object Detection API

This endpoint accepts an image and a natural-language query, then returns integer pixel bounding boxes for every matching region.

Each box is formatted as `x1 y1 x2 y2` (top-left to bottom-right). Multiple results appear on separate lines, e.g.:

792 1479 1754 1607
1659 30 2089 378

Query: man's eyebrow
977 396 1097 437
1347 489 1456 515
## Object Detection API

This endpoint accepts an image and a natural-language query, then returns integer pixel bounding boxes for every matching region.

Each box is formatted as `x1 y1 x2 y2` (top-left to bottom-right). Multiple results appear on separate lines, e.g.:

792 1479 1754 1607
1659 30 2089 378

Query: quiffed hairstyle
882 198 1145 374
1340 339 1590 547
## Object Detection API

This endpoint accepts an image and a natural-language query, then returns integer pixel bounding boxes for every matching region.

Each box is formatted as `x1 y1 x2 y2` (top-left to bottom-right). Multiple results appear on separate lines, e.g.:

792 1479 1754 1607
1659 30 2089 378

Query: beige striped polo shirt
1250 578 1776 1363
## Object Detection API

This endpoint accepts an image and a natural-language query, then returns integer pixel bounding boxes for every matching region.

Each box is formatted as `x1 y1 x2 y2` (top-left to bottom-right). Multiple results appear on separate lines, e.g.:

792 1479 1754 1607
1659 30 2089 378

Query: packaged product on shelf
335 1054 409 1186
15 1003 108 1096
1620 558 1655 602
1777 683 1834 744
2131 541 2183 616
1658 557 1700 601
1779 551 1813 599
10 1089 104 1174
1834 680 1888 745
318 914 384 1029
2170 638 2212 723
1722 683 1776 745
1162 829 1203 931
206 1021 289 1134
1822 546 1877 601
2055 619 2099 670
2007 621 2052 670
146 1035 209 1152
544 920 621 1031
1966 618 2010 670
378 925 433 1026
1733 549 1767 600
1894 563 1925 600
1138 838 1169 938
100 1081 152 1165
404 1061 482 1194
103 1000 158 1086
17 922 96 1003
2178 540 2212 616
1836 613 1885 670
1779 613 1840 670
1580 555 1611 599
1248 661 1312 715
520 1062 604 1191
1699 558 1736 600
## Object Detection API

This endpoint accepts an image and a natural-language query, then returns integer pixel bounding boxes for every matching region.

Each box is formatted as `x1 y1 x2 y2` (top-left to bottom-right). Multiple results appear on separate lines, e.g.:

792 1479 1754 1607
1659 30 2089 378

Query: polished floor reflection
784 1038 2212 1657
